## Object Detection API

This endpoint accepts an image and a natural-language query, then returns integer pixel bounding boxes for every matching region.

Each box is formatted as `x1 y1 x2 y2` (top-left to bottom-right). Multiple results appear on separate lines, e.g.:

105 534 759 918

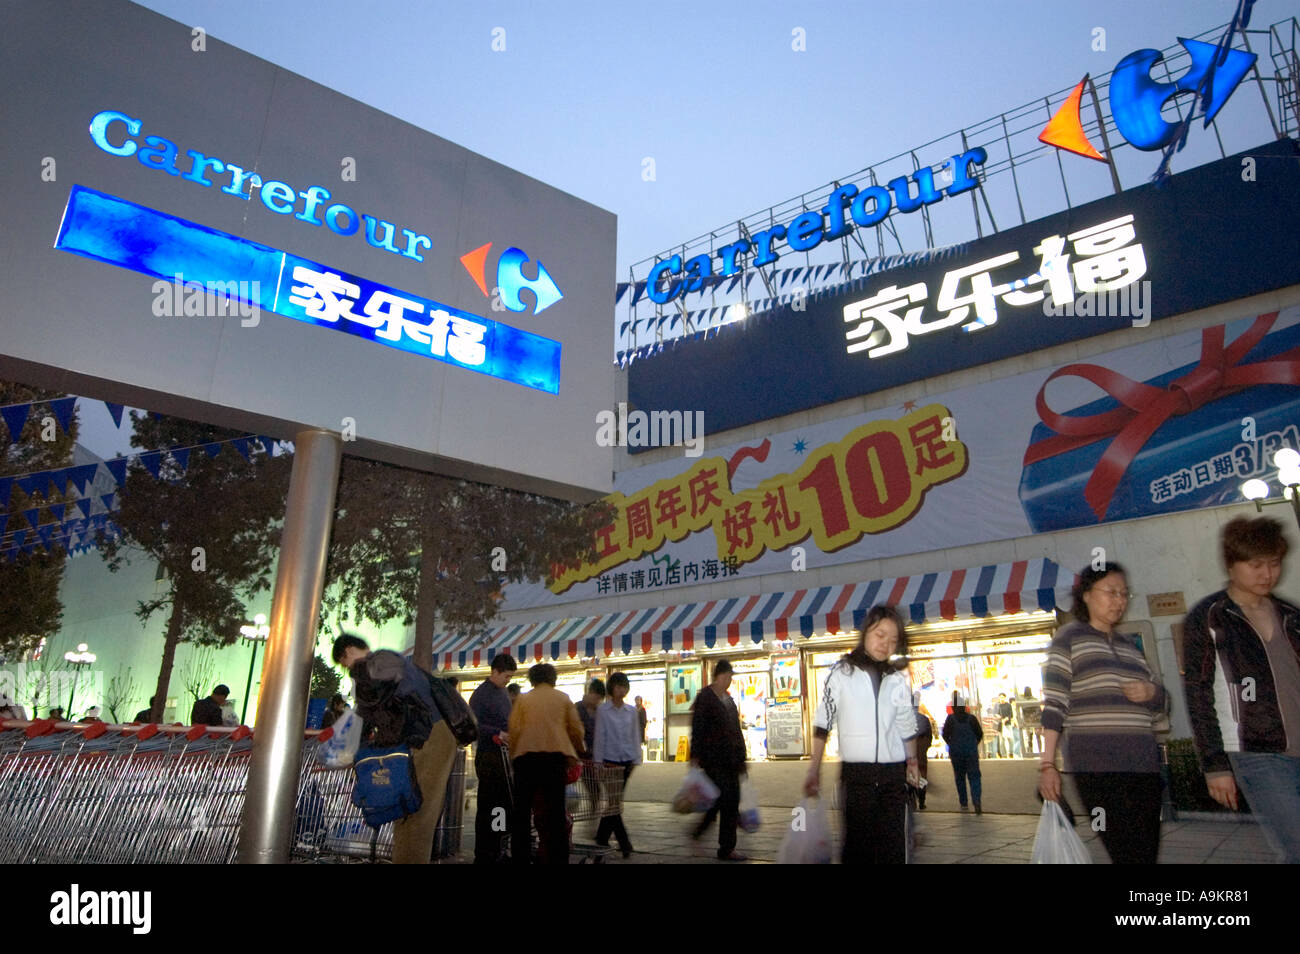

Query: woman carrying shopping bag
804 604 919 864
1038 561 1168 864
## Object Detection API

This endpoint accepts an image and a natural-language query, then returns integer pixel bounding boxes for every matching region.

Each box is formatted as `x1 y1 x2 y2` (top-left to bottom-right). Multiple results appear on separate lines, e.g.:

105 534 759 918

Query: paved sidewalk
455 798 1276 864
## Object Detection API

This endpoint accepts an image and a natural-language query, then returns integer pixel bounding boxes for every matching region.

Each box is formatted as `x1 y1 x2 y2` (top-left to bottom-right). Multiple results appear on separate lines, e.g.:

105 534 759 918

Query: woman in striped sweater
1038 562 1168 864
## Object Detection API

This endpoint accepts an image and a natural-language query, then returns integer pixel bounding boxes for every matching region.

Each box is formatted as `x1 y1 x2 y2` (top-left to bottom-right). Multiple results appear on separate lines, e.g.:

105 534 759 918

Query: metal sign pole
236 429 342 864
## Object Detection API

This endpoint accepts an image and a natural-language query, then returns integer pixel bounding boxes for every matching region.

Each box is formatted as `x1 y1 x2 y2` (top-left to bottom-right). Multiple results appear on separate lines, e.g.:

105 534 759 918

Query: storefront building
429 25 1300 760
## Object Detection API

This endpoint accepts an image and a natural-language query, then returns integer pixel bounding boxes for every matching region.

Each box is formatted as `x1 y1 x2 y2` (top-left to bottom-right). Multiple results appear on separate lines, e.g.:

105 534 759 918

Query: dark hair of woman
846 604 908 673
1069 561 1128 623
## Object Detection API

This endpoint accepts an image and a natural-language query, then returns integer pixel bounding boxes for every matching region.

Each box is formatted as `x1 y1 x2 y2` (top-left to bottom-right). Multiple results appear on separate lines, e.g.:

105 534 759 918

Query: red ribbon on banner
1023 312 1300 521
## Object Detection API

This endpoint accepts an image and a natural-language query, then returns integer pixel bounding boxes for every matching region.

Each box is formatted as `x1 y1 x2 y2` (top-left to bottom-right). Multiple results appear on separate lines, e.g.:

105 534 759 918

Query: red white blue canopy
428 558 1070 671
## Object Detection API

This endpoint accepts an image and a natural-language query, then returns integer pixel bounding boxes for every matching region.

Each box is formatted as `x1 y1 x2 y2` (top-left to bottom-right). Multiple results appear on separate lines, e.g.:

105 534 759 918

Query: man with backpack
942 692 984 814
333 634 458 865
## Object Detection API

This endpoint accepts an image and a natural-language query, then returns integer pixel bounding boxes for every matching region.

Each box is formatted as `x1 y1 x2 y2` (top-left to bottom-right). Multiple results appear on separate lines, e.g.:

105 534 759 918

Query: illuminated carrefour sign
645 147 988 306
1039 37 1256 161
55 186 562 393
842 213 1148 358
89 109 435 264
87 109 566 314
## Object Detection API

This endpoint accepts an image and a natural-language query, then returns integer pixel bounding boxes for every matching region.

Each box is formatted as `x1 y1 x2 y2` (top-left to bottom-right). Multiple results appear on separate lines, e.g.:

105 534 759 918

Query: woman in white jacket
804 604 918 864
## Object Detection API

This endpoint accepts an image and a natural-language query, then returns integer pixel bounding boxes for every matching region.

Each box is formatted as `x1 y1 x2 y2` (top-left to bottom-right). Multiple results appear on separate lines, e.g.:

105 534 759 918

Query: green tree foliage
310 654 340 699
0 382 77 659
324 458 613 670
96 413 291 721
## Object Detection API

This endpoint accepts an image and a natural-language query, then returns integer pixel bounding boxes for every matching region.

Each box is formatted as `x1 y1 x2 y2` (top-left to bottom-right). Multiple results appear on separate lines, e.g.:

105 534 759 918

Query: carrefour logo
458 242 563 315
645 148 987 307
1039 36 1256 161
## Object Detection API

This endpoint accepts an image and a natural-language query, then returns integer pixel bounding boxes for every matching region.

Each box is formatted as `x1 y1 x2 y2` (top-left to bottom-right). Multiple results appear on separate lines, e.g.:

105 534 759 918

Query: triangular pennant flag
231 438 251 461
104 401 125 428
101 493 116 511
45 467 70 496
171 447 190 472
49 503 65 523
0 514 6 537
74 498 90 519
0 477 10 509
22 508 39 529
36 524 54 547
79 464 98 494
0 403 30 442
15 474 42 497
139 452 162 479
49 397 76 435
105 458 127 486
259 436 278 454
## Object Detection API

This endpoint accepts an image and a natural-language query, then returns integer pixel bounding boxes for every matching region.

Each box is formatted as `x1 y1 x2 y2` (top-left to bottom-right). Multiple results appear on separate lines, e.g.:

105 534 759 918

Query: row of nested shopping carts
0 718 465 864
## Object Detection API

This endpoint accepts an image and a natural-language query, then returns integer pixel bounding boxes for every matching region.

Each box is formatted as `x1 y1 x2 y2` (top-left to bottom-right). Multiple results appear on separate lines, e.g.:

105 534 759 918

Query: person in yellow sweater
507 663 587 864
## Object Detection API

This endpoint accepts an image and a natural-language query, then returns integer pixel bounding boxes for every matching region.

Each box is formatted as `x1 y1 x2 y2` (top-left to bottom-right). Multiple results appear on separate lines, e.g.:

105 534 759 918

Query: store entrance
911 648 1046 760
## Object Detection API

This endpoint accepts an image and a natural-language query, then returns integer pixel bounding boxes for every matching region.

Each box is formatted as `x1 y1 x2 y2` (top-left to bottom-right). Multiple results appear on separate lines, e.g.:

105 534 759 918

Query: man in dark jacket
689 659 748 860
190 685 229 726
469 653 517 864
942 693 984 813
333 633 457 865
1183 516 1300 862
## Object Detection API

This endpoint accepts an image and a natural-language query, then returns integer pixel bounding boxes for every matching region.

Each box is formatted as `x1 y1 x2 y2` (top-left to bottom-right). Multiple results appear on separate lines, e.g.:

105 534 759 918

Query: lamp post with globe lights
1241 447 1300 528
239 614 271 725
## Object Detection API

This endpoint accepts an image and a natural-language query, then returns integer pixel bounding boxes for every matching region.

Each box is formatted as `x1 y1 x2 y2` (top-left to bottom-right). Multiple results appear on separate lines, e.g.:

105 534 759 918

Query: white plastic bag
739 776 761 832
671 765 721 813
777 797 833 864
1030 800 1092 864
319 707 363 768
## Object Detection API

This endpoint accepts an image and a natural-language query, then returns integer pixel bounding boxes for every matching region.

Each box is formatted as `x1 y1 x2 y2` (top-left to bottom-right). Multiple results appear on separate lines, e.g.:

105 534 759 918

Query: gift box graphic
1020 312 1300 532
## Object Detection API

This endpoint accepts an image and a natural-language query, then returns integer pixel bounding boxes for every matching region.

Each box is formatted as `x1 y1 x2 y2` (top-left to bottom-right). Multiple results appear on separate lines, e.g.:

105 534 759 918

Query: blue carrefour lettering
647 255 683 305
945 147 987 196
84 107 434 268
785 211 824 252
646 147 988 304
821 184 858 240
89 110 141 157
683 253 712 294
850 185 892 227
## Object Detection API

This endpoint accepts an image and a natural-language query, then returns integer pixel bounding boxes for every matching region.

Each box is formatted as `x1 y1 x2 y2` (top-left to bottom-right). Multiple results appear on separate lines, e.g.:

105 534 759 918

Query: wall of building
495 281 1300 743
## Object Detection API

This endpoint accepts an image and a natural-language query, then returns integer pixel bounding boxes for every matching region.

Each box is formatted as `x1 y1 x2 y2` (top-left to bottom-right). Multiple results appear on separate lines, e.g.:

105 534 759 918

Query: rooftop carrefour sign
645 147 988 306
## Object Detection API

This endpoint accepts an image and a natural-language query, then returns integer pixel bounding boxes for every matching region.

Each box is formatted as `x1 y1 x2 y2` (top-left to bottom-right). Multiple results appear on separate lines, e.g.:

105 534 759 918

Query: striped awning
428 558 1070 671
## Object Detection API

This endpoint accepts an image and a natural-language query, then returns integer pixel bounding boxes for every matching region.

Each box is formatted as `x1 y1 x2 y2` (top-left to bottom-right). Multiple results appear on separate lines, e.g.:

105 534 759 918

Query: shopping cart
292 732 466 864
497 745 625 863
0 718 465 864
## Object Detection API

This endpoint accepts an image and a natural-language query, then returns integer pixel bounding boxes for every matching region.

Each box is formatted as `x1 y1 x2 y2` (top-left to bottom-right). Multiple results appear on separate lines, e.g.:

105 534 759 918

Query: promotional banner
506 305 1300 610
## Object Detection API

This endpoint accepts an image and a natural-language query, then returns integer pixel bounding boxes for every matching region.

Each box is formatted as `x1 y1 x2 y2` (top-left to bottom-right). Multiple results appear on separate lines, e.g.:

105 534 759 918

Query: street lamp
1241 448 1300 528
62 642 96 720
239 614 270 725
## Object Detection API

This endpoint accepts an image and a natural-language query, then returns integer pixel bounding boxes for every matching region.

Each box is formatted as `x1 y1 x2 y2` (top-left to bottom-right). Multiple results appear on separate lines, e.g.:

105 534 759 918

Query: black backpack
425 671 478 747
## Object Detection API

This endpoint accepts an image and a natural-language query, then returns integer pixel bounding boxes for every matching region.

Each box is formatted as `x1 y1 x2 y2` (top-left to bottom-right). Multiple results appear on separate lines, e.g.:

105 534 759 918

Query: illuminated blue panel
54 185 562 394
